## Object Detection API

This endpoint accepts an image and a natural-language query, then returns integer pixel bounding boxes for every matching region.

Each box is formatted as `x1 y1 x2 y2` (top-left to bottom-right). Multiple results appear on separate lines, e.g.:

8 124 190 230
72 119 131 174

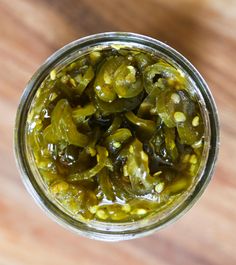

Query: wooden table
1 0 235 264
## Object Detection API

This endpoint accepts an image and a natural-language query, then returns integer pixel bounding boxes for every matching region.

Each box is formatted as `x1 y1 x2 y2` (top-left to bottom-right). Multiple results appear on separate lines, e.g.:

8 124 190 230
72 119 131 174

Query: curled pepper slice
98 168 115 201
94 56 125 102
135 52 154 70
72 103 96 124
43 99 89 147
74 65 95 95
103 116 122 137
95 92 143 116
144 61 186 93
105 128 132 153
125 111 156 137
67 146 108 181
154 89 204 143
124 138 155 195
114 63 143 98
177 119 203 145
137 87 160 118
164 126 178 161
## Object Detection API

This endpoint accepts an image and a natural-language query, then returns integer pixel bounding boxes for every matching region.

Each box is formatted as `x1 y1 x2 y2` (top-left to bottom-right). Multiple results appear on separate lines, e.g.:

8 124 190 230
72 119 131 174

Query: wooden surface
0 0 236 264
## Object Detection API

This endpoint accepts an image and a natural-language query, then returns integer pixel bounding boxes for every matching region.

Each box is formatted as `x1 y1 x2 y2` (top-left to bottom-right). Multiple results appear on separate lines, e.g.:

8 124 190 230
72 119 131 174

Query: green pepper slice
164 126 178 161
125 111 156 137
74 66 95 95
94 56 125 102
98 168 115 201
144 61 186 93
105 128 132 153
67 145 108 181
137 87 160 118
72 103 96 124
124 138 156 195
135 52 154 70
43 99 89 147
114 63 143 98
103 116 122 137
95 92 143 116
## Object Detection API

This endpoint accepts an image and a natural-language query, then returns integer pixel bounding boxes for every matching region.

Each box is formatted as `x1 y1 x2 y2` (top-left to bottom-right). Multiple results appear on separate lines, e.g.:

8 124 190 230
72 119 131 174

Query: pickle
27 46 204 222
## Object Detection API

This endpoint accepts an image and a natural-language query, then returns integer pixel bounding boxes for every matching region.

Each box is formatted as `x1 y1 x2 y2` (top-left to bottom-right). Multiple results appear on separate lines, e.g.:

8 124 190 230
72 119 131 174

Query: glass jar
14 32 219 241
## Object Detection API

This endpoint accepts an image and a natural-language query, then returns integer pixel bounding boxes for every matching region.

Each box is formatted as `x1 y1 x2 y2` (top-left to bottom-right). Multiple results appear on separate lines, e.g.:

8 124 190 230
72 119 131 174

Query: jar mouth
14 32 220 241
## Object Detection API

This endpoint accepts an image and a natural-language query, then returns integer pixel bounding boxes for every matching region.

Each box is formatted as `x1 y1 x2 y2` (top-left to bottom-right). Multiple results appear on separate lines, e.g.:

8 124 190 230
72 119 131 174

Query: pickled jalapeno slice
27 46 205 223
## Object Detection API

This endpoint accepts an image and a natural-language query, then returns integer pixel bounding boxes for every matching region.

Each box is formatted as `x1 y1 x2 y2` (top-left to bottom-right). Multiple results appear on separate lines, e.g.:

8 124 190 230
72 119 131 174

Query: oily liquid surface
27 47 204 222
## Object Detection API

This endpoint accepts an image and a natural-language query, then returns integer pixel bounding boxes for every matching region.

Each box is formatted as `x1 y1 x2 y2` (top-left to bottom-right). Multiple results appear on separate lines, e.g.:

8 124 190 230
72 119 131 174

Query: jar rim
14 32 220 241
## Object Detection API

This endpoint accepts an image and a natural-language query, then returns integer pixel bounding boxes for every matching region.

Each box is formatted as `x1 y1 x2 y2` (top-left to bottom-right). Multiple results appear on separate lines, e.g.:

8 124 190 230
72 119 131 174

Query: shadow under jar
14 32 219 241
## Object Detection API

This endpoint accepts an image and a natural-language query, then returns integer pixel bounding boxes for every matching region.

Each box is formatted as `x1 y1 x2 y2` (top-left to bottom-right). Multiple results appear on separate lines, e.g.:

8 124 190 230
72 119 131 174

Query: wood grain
0 0 236 264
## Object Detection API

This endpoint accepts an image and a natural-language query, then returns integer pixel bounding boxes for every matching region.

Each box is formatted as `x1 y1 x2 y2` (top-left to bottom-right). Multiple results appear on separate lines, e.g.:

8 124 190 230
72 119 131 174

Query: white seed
191 139 203 149
69 62 77 70
77 214 86 222
155 182 165 193
61 75 69 84
136 209 147 215
132 208 147 215
150 107 158 115
104 71 112 84
153 171 162 177
171 93 181 104
126 66 136 82
127 65 136 74
69 78 76 87
89 206 98 214
141 151 148 162
122 204 131 213
177 69 185 77
111 44 123 50
182 154 190 163
51 181 69 194
96 209 108 220
95 85 101 92
189 154 197 164
129 145 134 153
123 165 128 177
88 147 96 157
49 92 58 101
192 116 200 127
174 112 186 123
113 142 121 148
190 164 197 173
89 51 101 62
127 55 133 61
50 69 57 80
